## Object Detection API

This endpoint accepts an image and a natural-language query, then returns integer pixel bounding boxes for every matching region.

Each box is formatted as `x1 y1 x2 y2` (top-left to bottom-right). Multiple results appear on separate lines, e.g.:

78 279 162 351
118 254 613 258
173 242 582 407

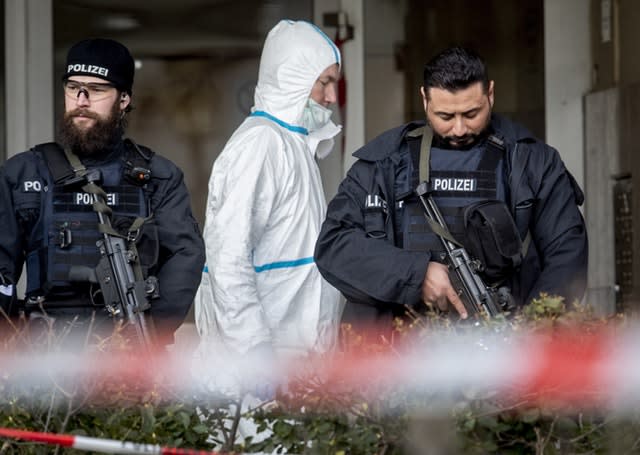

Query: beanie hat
63 38 135 94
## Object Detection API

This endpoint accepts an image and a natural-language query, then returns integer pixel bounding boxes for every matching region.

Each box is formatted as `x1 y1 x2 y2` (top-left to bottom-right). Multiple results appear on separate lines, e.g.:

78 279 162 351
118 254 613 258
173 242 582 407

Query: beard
426 118 490 151
58 101 124 157
433 132 481 150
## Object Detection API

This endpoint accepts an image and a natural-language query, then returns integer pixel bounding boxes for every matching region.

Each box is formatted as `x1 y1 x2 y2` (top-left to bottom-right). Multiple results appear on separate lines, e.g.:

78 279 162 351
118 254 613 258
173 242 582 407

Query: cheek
466 115 490 133
309 84 324 104
92 106 111 119
64 98 76 111
428 116 452 136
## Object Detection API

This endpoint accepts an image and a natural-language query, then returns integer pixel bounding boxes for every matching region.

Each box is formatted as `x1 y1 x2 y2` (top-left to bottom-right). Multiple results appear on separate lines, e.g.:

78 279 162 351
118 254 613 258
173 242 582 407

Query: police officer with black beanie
0 38 205 346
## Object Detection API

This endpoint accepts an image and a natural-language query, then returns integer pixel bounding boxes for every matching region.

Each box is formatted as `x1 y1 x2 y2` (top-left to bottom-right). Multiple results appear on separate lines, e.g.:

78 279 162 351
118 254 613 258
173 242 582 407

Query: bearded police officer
0 38 205 345
314 47 588 331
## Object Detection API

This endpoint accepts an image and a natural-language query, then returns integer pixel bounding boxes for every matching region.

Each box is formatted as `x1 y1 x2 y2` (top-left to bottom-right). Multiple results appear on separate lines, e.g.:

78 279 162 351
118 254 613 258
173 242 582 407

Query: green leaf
140 406 156 434
481 440 499 452
555 416 579 433
273 420 293 438
477 416 500 430
191 423 210 434
462 417 476 431
520 408 540 423
178 411 191 429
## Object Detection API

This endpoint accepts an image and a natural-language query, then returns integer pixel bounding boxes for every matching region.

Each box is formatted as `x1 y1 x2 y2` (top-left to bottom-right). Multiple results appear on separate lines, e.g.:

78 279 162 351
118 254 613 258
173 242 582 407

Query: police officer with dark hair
314 46 588 330
0 38 205 345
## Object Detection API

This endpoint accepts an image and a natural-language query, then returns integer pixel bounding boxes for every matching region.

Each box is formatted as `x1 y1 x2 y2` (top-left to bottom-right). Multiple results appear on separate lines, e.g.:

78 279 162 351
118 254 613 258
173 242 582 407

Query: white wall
544 0 591 189
337 0 366 176
314 0 406 201
5 0 54 157
314 0 366 201
4 0 54 298
364 0 406 141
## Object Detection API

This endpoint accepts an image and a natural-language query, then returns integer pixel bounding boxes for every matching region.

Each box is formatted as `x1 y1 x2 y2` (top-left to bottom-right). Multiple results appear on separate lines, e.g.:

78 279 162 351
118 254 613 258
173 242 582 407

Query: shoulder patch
22 180 44 192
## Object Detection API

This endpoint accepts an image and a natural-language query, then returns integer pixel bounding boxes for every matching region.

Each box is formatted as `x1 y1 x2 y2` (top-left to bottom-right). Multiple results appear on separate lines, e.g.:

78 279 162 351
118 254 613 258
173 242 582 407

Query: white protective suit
194 20 343 359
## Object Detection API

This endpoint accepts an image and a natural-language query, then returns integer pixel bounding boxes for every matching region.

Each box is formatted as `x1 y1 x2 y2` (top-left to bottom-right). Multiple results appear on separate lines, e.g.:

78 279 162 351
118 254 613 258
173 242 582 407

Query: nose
451 116 467 137
324 82 338 106
75 90 90 106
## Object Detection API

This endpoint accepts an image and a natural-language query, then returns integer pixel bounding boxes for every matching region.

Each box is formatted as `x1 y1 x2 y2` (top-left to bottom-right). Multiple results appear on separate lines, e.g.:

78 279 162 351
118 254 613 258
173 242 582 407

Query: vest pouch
137 218 159 271
463 200 522 283
363 194 387 239
26 248 47 295
364 209 386 239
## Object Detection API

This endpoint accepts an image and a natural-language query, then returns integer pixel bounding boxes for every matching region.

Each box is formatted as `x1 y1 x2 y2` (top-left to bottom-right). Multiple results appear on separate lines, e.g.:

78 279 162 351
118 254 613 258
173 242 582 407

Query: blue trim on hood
305 21 341 66
250 110 309 135
254 256 315 273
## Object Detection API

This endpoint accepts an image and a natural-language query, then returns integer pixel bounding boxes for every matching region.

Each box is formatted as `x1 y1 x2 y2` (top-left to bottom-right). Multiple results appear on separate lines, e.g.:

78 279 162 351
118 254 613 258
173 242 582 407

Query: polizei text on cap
67 64 109 77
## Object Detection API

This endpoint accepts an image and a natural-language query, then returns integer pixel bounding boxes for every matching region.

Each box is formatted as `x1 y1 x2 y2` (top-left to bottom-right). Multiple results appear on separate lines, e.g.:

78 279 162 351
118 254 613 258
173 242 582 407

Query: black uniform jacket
314 114 588 321
0 140 205 339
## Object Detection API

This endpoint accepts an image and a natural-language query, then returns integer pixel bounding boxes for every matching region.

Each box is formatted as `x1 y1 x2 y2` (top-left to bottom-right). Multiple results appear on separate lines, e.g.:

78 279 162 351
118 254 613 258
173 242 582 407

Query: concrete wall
403 0 545 138
588 2 640 86
128 58 256 225
587 0 640 313
618 0 640 86
545 0 591 190
364 0 405 141
584 88 619 315
621 82 640 310
316 0 406 201
5 0 53 158
616 1 640 311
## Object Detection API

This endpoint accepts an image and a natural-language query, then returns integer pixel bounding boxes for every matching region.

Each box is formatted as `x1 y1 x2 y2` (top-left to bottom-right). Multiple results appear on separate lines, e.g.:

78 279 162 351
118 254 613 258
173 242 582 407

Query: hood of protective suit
253 20 341 127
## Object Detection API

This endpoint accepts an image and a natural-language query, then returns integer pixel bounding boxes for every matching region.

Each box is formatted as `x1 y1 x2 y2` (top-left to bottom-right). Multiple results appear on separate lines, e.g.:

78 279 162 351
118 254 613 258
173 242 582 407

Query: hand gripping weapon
415 181 503 318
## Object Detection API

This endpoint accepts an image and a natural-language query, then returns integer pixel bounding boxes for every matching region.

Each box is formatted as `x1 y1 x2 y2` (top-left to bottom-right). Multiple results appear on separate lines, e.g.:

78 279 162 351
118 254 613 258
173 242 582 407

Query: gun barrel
84 177 156 349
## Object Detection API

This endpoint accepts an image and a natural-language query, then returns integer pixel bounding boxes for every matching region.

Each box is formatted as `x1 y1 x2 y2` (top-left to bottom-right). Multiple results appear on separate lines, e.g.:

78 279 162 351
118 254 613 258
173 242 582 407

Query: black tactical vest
25 143 151 301
400 133 506 253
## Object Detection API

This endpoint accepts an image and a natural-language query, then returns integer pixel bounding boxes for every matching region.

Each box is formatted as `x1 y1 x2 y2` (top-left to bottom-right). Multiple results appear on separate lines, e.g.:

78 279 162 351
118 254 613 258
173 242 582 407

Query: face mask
301 98 333 132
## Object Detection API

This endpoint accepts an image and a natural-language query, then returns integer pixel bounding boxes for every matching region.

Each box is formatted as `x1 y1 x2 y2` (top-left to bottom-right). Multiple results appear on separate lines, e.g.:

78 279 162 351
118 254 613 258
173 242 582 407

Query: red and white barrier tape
0 427 221 454
0 326 637 453
0 325 635 407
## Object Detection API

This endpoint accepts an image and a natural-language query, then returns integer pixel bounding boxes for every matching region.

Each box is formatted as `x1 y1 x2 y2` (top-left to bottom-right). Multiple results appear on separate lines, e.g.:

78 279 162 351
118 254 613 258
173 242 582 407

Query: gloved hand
0 273 15 317
241 342 279 402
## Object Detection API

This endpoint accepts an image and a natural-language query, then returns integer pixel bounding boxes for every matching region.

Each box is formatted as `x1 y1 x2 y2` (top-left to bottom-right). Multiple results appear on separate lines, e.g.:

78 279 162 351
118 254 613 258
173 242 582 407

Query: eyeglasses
64 80 116 101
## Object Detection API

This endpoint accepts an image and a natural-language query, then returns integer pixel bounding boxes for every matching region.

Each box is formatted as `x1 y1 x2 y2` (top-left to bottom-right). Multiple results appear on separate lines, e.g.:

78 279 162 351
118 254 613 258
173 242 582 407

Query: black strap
477 134 505 172
418 126 433 184
38 139 154 187
411 126 459 246
36 143 76 184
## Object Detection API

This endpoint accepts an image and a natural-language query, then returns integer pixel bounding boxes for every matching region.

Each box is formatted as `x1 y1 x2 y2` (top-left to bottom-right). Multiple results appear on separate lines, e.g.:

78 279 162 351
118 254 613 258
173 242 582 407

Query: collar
250 110 308 135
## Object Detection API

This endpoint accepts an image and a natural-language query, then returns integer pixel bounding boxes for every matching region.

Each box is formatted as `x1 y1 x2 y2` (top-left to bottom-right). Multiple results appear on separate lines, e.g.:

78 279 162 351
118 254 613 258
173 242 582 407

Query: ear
420 86 428 112
119 92 131 110
487 80 495 109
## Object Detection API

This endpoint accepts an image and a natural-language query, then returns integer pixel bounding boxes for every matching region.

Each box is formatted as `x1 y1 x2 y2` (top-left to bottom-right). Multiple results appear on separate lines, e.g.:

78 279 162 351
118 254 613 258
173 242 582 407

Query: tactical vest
401 133 506 253
25 142 153 302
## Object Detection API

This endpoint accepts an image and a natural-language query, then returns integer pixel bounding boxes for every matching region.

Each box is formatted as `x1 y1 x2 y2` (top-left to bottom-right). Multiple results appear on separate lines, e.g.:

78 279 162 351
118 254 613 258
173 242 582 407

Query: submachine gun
415 182 506 319
69 169 158 349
